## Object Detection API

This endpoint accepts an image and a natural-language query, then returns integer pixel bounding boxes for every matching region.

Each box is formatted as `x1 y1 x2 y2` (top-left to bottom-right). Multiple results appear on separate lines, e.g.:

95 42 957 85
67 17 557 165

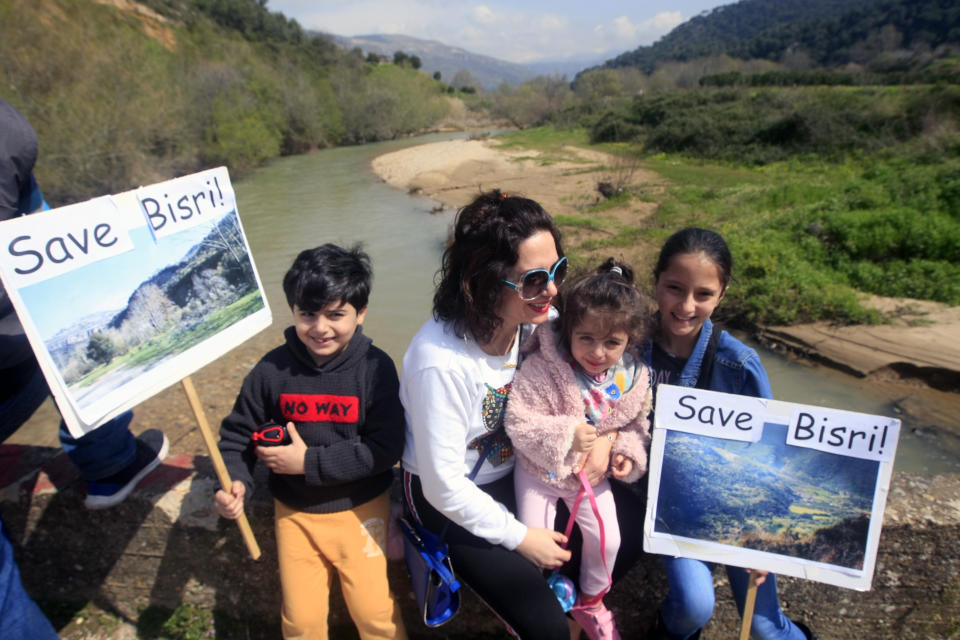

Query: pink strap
559 470 612 599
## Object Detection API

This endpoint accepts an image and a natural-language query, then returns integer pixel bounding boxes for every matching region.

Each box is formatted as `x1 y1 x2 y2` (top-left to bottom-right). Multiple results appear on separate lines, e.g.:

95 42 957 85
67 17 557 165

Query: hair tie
609 266 623 275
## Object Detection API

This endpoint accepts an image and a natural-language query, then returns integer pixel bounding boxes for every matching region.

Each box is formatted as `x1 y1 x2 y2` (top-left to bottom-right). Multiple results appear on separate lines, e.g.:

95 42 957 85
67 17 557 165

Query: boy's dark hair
654 227 733 290
433 189 562 344
557 257 651 349
283 244 372 312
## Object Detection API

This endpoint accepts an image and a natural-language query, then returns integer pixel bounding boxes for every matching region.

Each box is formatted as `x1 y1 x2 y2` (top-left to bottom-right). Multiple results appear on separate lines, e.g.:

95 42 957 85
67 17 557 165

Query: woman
400 190 576 639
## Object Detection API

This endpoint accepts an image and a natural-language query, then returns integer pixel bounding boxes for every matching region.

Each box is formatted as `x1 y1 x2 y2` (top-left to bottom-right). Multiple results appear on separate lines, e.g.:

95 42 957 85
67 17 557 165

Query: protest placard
644 384 900 591
0 167 272 437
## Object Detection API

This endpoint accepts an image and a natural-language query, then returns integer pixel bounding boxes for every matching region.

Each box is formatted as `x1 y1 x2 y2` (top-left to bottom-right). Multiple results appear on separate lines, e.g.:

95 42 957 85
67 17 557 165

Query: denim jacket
639 317 772 400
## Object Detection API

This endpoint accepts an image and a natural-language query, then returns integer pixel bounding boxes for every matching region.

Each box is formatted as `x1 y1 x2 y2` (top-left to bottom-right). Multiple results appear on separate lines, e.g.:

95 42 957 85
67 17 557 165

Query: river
232 131 959 476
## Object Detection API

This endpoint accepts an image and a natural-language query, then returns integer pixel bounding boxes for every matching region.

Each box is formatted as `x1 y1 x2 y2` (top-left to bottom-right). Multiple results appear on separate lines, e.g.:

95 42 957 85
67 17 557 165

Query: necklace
501 327 520 368
469 326 521 368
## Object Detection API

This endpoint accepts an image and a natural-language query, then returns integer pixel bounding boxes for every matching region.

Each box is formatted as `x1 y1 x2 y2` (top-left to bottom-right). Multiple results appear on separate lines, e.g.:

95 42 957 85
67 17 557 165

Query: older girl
643 228 816 640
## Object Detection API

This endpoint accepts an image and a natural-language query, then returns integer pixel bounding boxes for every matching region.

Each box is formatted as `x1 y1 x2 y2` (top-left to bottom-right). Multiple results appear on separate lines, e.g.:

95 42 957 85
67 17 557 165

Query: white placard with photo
644 384 899 591
0 167 272 437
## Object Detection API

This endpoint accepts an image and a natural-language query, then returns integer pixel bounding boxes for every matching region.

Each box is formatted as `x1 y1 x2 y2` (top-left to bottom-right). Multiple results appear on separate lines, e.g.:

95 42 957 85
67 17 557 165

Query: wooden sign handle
181 376 261 560
739 571 760 640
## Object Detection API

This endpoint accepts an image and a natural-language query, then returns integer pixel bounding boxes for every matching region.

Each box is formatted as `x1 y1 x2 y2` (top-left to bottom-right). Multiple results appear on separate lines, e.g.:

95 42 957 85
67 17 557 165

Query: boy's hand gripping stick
181 376 261 560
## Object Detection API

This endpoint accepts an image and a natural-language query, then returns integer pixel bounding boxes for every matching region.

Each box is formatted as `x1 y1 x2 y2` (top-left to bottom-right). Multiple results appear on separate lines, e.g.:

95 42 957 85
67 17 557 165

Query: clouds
603 12 685 47
268 1 710 63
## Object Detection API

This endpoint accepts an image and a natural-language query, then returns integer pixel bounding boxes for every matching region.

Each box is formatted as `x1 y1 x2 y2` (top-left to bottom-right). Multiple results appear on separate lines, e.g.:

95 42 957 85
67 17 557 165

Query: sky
267 0 734 64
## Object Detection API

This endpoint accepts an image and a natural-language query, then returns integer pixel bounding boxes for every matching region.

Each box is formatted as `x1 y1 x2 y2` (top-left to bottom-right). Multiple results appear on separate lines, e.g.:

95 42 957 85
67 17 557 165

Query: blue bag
400 441 495 627
399 516 461 627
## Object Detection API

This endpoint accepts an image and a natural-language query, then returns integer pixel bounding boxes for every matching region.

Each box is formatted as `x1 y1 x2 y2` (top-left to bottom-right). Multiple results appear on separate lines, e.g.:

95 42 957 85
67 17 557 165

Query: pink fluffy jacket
505 322 653 492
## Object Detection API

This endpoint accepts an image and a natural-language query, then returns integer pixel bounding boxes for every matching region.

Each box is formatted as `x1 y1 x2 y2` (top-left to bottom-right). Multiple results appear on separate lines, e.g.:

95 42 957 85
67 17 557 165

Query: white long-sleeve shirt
400 316 527 550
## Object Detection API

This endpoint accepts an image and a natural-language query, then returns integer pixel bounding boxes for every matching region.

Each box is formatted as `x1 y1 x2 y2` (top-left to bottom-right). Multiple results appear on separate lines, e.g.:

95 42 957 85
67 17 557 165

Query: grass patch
496 125 591 153
136 603 281 640
497 125 959 327
554 214 606 230
586 192 634 212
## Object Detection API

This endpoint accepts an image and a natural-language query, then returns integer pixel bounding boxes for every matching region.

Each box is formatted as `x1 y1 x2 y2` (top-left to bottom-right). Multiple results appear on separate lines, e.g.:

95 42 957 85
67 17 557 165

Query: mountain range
325 0 959 88
327 33 611 89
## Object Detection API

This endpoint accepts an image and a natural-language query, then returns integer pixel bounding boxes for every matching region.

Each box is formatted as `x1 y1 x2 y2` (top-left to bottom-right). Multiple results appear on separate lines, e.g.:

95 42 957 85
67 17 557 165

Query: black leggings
403 470 570 640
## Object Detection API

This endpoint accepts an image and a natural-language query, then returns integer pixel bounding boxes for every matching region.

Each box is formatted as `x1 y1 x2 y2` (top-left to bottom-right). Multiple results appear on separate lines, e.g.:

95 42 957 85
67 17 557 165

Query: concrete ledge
2 447 958 639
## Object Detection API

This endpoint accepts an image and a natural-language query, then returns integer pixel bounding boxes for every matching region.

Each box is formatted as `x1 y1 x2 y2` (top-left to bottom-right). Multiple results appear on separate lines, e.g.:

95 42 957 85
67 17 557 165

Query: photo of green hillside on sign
655 424 878 571
25 208 263 406
0 167 272 436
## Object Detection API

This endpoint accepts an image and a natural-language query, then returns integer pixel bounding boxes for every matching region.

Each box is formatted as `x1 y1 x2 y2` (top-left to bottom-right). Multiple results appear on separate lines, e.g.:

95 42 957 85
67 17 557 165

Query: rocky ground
3 446 957 639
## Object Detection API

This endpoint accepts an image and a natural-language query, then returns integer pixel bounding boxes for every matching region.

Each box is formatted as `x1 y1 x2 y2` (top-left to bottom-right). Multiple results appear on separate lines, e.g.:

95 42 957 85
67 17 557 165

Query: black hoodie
218 325 404 513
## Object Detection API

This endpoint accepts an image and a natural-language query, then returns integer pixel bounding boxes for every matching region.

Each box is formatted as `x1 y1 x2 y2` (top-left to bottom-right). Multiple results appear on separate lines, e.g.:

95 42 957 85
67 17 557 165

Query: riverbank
370 136 960 470
370 137 960 394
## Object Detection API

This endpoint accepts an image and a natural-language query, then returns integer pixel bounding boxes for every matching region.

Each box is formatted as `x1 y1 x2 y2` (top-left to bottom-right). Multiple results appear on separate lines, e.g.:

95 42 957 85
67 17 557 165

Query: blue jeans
0 358 136 481
0 515 59 639
662 556 806 640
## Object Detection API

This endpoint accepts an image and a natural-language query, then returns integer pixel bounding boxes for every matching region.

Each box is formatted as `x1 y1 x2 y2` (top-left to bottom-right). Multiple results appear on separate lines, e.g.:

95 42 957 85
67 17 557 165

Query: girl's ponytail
596 257 635 285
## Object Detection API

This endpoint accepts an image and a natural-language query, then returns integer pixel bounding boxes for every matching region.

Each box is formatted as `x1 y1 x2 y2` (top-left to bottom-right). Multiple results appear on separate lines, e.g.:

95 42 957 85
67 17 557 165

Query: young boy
215 244 408 640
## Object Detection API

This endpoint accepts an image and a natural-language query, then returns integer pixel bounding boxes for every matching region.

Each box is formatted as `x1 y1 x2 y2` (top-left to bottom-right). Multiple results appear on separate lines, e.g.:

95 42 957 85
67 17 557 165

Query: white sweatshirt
400 316 528 550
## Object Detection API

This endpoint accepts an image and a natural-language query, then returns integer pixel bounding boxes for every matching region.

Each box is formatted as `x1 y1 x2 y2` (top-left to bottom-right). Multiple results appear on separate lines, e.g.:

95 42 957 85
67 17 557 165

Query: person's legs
571 479 617 599
61 414 169 509
59 412 136 479
325 492 407 640
661 556 716 640
0 360 50 444
0 358 167 508
569 480 622 640
405 471 570 640
726 567 807 640
275 500 334 640
514 463 562 530
0 514 59 640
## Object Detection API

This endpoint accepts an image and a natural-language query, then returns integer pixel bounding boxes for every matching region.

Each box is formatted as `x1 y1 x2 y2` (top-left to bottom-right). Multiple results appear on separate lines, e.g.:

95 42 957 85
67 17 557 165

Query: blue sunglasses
502 256 567 301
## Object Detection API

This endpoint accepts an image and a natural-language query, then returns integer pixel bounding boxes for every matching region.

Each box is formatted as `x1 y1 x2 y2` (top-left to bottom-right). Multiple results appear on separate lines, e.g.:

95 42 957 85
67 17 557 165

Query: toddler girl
506 258 653 640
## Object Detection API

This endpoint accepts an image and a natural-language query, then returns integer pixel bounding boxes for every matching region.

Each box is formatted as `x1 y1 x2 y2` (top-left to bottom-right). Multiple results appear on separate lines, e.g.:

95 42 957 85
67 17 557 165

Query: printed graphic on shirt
469 382 514 466
582 369 630 423
649 368 674 390
469 427 513 467
360 516 386 558
650 343 685 393
279 393 359 423
481 382 511 431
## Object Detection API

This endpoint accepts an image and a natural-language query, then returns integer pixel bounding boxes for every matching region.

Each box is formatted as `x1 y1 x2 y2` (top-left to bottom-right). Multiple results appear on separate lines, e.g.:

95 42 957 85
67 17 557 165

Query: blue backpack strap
694 325 722 390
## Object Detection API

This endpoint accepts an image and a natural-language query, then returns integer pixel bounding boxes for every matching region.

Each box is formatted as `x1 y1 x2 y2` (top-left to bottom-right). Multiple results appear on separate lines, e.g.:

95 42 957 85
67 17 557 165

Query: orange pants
274 492 407 640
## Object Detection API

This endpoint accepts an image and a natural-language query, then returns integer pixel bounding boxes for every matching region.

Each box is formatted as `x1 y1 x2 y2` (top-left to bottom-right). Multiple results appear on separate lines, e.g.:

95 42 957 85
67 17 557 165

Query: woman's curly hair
433 190 562 345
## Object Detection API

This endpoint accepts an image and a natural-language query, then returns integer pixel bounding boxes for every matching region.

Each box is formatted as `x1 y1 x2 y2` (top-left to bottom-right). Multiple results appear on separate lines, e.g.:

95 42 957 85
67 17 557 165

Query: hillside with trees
0 0 455 206
330 33 536 90
4 0 960 328
529 0 960 326
598 0 959 75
